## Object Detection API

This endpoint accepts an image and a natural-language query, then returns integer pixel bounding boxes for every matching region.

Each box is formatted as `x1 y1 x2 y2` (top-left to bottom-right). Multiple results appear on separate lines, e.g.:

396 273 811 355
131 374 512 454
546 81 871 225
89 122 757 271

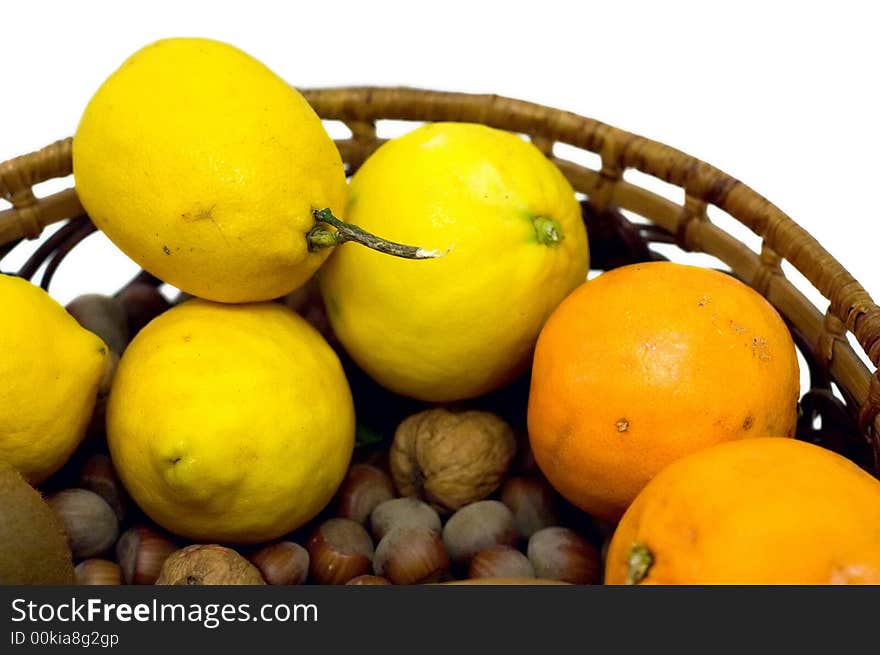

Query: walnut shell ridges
390 408 516 514
156 545 265 585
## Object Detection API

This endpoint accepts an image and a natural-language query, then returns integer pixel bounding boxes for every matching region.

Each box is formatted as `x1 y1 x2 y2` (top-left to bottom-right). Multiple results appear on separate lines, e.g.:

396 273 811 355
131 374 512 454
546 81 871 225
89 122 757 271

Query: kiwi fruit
0 465 75 584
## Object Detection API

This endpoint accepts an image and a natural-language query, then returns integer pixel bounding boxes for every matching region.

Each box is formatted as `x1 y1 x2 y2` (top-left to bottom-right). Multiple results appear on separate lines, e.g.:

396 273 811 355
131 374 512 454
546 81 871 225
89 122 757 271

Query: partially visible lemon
0 274 109 483
73 37 347 303
318 122 590 402
106 299 355 543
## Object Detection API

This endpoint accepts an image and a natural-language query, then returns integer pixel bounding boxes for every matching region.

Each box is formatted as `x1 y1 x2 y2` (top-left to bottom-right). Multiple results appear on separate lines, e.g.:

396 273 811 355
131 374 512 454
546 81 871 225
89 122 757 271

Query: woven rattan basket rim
304 87 878 329
1 85 879 461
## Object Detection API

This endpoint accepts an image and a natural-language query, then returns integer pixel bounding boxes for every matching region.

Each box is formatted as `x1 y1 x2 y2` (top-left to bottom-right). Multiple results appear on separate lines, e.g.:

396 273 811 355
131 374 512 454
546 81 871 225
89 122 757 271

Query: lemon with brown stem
73 37 433 304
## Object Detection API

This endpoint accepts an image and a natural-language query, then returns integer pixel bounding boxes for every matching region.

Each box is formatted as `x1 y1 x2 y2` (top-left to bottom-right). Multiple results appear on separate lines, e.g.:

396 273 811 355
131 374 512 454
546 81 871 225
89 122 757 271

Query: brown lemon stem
307 208 443 260
625 543 654 585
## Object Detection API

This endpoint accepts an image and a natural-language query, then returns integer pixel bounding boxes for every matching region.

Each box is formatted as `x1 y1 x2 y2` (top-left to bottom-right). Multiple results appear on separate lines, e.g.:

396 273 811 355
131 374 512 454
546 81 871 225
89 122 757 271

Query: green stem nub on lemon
532 216 564 246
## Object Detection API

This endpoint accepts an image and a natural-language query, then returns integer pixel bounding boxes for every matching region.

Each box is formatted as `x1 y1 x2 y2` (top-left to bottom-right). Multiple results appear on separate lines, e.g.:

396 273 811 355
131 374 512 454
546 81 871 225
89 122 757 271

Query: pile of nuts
54 402 603 585
64 470 600 585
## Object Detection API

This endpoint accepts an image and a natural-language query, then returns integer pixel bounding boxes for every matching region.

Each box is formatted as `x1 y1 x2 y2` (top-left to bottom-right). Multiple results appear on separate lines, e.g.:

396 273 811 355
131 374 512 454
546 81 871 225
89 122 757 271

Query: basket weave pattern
1 87 878 471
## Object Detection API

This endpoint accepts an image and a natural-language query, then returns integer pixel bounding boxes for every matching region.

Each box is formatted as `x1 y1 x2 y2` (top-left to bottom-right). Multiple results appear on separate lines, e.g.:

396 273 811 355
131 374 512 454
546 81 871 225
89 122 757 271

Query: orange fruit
527 261 799 521
605 438 880 584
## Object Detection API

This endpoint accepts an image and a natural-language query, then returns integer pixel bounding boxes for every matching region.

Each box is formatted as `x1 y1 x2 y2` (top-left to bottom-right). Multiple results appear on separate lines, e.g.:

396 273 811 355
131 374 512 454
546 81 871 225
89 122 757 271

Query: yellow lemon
73 37 347 303
0 274 108 483
318 123 590 402
106 299 354 543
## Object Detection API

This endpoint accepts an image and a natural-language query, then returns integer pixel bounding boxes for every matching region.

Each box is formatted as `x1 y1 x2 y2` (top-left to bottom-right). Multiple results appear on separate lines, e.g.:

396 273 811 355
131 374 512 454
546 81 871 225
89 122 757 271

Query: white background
2 0 877 319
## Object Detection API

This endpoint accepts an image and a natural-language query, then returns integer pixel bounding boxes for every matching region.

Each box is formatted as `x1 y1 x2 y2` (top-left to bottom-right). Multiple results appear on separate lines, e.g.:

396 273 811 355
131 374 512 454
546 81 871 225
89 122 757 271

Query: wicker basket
1 86 879 476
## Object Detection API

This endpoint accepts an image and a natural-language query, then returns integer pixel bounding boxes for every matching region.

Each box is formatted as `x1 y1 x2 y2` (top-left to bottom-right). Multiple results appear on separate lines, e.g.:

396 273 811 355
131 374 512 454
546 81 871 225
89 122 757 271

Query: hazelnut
156 545 265 585
442 500 517 565
66 294 129 355
390 408 516 514
117 282 171 336
500 476 560 540
373 526 450 585
307 518 374 585
337 464 394 524
116 525 178 585
48 489 119 560
77 454 126 521
527 527 601 584
369 497 441 542
468 545 535 580
249 541 309 585
75 559 122 585
346 575 391 585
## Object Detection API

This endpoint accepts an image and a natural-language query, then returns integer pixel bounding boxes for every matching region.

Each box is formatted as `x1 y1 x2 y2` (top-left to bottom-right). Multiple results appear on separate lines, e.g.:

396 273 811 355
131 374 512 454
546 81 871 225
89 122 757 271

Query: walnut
155 544 265 585
390 408 516 514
